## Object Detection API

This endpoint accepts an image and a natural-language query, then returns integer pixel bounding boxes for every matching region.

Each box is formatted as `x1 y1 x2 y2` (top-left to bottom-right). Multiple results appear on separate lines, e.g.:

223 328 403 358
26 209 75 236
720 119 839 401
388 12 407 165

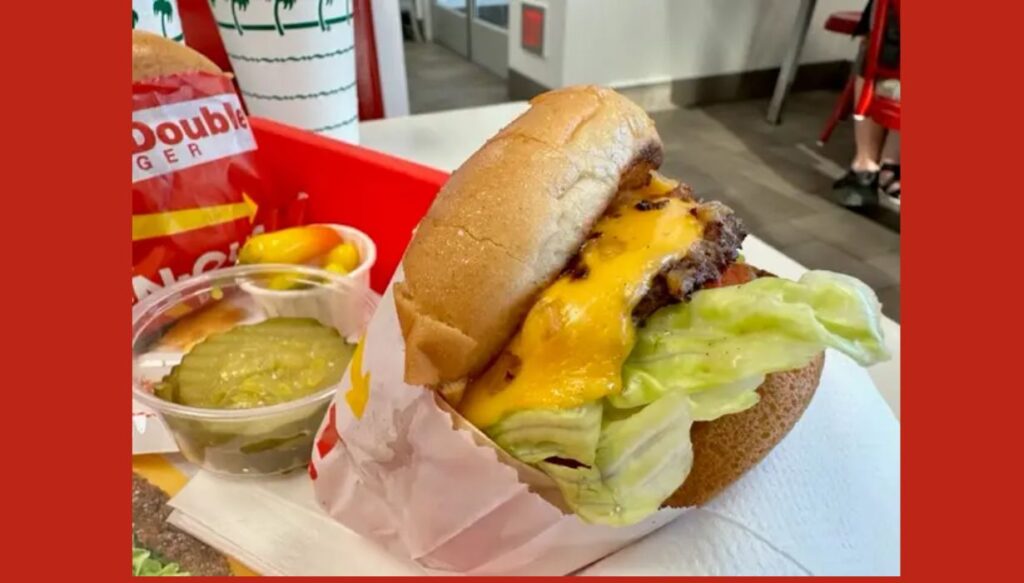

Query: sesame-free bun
396 86 663 386
132 30 222 82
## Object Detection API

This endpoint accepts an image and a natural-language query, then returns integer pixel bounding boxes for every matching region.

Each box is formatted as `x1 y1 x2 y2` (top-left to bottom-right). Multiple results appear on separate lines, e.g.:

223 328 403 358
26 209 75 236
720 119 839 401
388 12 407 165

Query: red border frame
11 1 1019 579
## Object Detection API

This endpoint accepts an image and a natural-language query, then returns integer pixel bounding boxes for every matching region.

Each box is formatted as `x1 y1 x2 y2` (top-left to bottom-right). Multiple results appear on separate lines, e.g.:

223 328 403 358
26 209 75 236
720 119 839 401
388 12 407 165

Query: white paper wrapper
309 264 691 575
211 0 359 143
133 0 184 42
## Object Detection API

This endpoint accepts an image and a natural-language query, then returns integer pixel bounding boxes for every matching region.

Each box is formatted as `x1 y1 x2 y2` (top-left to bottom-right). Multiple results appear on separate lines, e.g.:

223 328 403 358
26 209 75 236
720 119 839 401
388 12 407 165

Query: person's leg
880 130 899 167
851 77 887 173
832 55 888 207
878 131 900 198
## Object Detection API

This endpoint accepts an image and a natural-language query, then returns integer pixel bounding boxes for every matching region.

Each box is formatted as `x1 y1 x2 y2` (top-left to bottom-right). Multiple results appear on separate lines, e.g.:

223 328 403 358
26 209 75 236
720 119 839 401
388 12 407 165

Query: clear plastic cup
132 264 378 476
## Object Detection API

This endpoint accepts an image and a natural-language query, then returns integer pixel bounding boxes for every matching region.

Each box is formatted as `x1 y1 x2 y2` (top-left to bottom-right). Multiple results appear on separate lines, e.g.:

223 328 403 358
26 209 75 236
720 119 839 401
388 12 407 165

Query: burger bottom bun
664 352 825 508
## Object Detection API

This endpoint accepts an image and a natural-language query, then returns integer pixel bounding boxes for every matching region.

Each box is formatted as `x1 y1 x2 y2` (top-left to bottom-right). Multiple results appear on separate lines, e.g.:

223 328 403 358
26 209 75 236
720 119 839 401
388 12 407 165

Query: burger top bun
396 86 663 387
132 30 222 82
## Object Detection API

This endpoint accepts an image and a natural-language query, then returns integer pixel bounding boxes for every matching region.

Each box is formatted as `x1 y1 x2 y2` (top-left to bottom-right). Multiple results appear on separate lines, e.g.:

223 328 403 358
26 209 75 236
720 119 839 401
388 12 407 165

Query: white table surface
360 103 900 418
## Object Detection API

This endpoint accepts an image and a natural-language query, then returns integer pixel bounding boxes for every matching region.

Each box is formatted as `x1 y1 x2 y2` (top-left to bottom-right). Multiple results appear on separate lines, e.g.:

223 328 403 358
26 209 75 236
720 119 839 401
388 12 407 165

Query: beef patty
632 191 748 323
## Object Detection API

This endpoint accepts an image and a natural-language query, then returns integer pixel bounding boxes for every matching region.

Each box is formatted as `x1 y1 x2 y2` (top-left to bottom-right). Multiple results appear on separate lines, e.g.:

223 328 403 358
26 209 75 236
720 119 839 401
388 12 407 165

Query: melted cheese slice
458 177 704 428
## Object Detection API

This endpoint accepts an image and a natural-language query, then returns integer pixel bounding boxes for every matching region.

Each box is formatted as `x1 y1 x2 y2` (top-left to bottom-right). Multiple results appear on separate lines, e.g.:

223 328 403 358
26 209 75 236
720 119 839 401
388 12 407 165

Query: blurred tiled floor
403 44 900 321
404 42 508 114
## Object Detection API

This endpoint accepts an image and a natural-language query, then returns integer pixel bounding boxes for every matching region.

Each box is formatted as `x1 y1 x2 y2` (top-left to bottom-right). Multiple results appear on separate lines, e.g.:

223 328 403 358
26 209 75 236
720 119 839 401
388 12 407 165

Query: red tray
251 117 448 294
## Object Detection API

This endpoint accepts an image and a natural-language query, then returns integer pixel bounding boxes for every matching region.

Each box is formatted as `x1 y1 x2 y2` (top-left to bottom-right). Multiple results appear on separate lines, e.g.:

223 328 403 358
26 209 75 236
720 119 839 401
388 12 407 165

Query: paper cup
240 224 377 341
133 0 184 42
210 0 359 143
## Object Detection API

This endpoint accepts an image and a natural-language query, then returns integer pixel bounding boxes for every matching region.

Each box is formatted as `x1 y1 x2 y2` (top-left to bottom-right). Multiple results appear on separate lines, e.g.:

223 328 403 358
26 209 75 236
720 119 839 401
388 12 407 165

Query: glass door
430 0 470 58
428 0 508 78
469 0 509 78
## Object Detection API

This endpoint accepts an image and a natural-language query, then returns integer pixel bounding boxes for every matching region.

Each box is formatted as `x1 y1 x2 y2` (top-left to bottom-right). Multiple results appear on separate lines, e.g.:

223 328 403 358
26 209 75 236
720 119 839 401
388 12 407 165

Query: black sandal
878 163 900 199
832 168 879 208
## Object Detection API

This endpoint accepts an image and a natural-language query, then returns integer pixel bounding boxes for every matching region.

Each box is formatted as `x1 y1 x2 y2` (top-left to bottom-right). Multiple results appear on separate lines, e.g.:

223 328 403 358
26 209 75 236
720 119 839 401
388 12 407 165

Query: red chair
353 0 385 121
853 0 901 131
826 10 863 35
817 11 863 145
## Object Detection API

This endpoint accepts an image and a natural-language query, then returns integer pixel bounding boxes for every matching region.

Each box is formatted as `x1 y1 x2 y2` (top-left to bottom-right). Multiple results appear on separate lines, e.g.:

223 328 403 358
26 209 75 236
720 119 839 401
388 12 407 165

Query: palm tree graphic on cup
211 0 250 36
152 0 173 38
318 0 334 31
212 0 342 37
273 0 296 36
132 9 139 29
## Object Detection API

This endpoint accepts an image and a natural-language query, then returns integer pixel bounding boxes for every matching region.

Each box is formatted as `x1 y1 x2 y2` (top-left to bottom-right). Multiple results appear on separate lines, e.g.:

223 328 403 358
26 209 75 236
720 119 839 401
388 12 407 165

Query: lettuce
490 401 603 466
615 271 889 409
132 545 188 576
485 271 890 525
537 390 694 525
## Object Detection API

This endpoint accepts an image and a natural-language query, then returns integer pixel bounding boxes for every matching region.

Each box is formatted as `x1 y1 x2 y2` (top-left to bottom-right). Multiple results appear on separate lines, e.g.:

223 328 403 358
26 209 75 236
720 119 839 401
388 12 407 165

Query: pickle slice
158 318 354 410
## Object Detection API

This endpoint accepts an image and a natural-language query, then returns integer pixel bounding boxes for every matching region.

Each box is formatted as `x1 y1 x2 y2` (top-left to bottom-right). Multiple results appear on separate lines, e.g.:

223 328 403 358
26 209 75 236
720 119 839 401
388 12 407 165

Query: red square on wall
522 4 545 56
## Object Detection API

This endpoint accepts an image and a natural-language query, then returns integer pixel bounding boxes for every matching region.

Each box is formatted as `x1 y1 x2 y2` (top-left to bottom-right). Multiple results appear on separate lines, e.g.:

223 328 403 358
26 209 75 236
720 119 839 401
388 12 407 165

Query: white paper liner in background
133 0 184 43
211 1 359 143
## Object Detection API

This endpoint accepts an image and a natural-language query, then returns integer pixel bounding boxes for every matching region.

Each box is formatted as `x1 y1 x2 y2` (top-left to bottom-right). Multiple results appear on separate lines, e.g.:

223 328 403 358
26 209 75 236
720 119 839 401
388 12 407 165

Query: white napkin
168 471 423 576
168 350 899 576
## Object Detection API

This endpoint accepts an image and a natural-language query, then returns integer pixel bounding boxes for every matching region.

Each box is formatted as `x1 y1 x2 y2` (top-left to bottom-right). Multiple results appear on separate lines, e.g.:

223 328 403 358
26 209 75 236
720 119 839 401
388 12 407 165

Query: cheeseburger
395 86 889 526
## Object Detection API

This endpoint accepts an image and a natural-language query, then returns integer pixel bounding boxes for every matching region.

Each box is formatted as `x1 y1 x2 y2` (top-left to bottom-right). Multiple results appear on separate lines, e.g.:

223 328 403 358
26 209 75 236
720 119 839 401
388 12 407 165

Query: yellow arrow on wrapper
345 335 371 419
132 193 258 241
